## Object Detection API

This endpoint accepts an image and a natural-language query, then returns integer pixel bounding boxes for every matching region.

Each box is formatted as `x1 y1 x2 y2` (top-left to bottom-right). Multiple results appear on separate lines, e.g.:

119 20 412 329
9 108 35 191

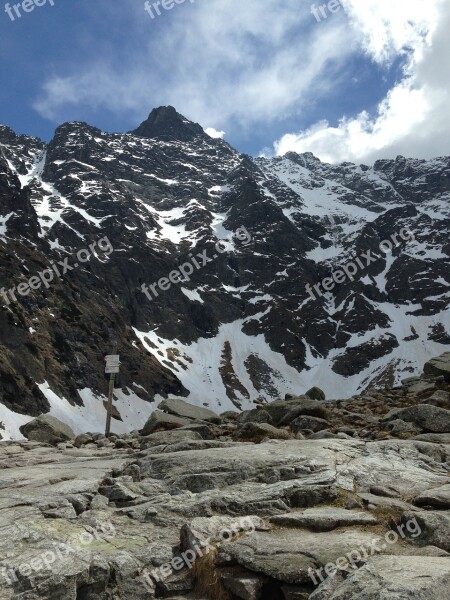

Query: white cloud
205 127 226 139
33 0 353 130
32 0 449 163
274 0 449 163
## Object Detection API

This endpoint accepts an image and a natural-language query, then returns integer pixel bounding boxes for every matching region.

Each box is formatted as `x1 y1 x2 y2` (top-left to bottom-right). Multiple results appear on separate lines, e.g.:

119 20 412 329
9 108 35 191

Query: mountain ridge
0 107 449 440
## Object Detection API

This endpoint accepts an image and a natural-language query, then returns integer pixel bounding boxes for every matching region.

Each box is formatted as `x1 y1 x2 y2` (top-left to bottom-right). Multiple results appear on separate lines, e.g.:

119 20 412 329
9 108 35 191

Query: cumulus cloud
32 0 449 163
205 128 226 139
33 0 353 129
274 0 449 163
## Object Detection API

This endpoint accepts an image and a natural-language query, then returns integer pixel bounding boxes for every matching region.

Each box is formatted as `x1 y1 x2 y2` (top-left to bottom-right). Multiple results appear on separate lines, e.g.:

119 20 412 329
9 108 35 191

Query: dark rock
424 352 450 381
305 387 326 401
382 405 450 433
291 416 329 433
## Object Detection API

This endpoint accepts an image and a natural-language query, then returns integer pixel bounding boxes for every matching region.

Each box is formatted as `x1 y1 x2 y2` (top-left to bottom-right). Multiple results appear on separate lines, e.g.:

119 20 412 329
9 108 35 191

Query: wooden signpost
104 354 120 437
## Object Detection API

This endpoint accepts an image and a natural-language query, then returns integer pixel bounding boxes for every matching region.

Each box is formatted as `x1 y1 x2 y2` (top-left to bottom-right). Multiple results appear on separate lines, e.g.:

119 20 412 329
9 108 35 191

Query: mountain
0 106 449 439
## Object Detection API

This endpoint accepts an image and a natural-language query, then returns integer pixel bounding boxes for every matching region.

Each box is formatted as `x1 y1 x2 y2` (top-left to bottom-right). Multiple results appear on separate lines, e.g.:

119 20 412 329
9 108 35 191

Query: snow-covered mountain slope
0 107 449 439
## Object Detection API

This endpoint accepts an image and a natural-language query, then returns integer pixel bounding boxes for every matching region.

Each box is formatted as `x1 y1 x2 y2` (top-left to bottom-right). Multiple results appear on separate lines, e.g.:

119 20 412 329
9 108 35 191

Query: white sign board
105 354 120 364
105 354 120 374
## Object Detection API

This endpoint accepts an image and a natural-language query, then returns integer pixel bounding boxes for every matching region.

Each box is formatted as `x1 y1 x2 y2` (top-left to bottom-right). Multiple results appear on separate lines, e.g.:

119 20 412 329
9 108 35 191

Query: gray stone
421 390 450 409
414 483 450 509
141 411 193 435
287 485 338 508
424 352 450 381
158 398 221 423
140 428 202 449
272 399 329 426
305 387 326 401
382 405 450 433
387 419 421 435
411 433 450 443
291 416 329 433
402 510 450 551
270 508 377 532
73 433 93 448
215 529 390 585
237 422 291 440
237 408 273 425
310 556 450 600
178 423 216 440
19 414 75 445
358 493 416 512
180 515 265 552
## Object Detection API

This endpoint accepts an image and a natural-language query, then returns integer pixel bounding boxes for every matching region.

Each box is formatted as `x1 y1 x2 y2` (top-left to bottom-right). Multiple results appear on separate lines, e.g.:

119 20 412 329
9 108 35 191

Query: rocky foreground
1 354 450 599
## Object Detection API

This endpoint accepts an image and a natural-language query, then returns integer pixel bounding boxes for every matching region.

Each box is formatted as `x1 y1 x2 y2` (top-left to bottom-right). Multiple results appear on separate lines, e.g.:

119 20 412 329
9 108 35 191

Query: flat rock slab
215 529 390 584
158 398 221 424
270 508 377 531
310 555 450 599
414 483 450 509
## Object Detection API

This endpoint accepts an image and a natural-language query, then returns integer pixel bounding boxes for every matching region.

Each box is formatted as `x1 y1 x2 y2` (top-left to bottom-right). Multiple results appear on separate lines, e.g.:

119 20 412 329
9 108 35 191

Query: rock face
1 110 450 436
19 414 75 445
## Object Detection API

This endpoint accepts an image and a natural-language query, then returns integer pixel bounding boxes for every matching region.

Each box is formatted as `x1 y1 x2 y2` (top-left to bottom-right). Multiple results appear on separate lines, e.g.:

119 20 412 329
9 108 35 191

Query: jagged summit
131 105 207 142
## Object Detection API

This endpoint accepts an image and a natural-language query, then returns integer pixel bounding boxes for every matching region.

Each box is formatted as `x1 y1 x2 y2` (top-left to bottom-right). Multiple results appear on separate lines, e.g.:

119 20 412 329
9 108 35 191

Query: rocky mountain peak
131 105 207 142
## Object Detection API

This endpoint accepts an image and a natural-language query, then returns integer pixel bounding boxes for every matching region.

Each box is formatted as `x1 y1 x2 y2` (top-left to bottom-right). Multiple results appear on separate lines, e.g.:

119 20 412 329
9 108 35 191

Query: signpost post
104 354 120 437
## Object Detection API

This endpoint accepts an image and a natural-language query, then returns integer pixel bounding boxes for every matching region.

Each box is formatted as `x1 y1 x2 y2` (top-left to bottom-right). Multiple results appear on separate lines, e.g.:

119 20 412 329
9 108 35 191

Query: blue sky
0 0 448 163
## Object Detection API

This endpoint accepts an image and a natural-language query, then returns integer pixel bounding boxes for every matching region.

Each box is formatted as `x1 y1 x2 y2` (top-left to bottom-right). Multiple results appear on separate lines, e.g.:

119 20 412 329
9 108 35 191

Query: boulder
141 411 193 435
423 352 450 381
237 408 273 425
382 405 450 433
414 483 450 509
291 416 329 433
421 390 450 410
310 556 450 600
19 415 75 445
267 398 329 426
140 428 202 449
158 398 221 423
402 511 450 551
73 433 93 448
305 387 326 401
237 422 291 441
